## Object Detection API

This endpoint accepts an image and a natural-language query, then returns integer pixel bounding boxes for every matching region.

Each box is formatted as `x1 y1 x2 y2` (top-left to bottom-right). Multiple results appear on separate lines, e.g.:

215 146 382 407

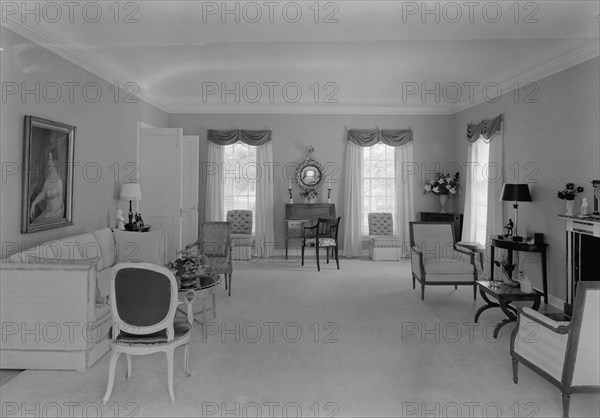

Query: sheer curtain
342 142 363 257
205 141 224 221
394 142 415 254
255 142 275 257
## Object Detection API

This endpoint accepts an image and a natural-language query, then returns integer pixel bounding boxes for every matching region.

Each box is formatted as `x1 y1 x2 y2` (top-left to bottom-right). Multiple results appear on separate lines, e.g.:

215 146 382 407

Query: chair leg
421 284 425 301
212 292 217 319
102 351 121 405
455 285 458 290
301 246 305 266
126 354 132 379
166 349 175 403
184 344 191 378
473 284 477 301
335 247 339 269
562 393 570 418
316 246 320 271
412 274 415 289
512 358 518 383
326 248 330 264
228 273 232 296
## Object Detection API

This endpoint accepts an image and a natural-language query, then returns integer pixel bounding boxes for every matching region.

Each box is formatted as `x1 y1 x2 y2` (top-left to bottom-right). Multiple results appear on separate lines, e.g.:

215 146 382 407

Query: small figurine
504 219 514 237
116 209 125 230
580 198 589 217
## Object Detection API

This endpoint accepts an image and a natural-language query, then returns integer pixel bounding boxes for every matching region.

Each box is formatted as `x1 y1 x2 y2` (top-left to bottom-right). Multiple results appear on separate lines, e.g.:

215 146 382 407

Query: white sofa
0 227 166 371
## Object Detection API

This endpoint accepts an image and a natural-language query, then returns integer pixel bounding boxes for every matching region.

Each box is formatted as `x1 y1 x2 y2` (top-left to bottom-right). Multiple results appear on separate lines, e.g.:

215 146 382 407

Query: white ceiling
3 0 599 114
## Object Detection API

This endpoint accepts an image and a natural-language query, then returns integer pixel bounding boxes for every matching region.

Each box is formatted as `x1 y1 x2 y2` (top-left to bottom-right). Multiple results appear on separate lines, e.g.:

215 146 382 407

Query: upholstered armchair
409 222 478 300
368 212 403 261
226 210 255 261
511 282 600 418
102 263 193 405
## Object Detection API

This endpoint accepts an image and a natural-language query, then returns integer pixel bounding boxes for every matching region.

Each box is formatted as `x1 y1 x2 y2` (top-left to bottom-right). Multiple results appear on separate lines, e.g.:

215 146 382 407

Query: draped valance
208 129 272 146
466 114 503 142
347 129 413 147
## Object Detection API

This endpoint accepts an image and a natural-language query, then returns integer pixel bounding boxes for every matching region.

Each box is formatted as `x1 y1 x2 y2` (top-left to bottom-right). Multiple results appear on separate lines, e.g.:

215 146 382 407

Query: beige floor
1 257 598 417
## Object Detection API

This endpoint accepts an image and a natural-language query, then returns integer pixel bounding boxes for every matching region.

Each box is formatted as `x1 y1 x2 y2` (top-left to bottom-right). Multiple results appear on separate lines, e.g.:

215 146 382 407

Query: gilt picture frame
21 116 76 234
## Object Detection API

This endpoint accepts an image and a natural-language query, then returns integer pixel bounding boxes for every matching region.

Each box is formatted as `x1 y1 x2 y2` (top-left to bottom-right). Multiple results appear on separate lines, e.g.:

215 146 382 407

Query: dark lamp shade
500 184 532 202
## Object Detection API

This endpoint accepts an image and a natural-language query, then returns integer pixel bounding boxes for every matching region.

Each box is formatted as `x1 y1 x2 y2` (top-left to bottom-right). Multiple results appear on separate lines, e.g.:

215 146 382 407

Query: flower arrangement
557 183 584 200
166 248 210 278
424 172 460 196
300 188 319 200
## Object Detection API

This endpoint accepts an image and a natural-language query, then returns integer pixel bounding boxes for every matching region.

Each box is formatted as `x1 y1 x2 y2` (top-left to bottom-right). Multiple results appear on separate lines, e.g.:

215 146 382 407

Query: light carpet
1 258 598 417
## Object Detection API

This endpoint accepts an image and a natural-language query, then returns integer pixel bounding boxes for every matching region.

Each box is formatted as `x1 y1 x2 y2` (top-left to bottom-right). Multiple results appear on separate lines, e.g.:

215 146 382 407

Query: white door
139 128 182 260
181 136 199 249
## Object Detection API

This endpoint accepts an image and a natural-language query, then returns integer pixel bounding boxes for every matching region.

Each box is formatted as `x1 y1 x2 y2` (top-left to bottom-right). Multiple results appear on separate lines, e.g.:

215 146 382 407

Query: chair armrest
454 245 473 256
520 307 570 334
302 224 318 240
411 245 422 255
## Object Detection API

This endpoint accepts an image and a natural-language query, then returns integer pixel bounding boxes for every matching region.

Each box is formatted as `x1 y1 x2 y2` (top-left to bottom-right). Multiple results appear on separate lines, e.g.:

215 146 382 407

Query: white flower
438 179 445 184
432 186 440 194
424 184 432 192
448 187 456 194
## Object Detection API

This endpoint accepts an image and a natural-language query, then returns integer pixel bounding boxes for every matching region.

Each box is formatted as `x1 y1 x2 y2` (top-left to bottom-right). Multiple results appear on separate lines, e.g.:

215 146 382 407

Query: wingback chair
102 262 193 405
409 222 478 300
187 222 233 296
226 210 255 261
301 217 341 271
368 212 403 261
511 281 600 418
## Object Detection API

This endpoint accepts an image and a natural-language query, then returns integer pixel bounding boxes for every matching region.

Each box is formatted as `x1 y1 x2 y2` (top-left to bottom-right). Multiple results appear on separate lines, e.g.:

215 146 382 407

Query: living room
1 1 599 417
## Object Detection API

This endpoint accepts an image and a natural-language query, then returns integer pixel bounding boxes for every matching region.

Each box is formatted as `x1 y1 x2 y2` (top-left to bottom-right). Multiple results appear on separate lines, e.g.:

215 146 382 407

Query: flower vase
438 195 449 213
565 200 575 216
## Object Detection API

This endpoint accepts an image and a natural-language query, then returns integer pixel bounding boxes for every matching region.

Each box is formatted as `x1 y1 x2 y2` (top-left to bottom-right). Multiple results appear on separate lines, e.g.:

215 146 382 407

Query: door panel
181 135 199 248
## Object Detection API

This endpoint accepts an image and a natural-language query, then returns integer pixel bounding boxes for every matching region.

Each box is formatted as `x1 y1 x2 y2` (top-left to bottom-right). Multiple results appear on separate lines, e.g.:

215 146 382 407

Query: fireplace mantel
559 215 600 315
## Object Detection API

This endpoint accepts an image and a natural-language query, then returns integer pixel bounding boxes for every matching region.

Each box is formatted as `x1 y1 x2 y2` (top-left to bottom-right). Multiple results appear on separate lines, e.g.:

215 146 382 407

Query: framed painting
21 116 76 234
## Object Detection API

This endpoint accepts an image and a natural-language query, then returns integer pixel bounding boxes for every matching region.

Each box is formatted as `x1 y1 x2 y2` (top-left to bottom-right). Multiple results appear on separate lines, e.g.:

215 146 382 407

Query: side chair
226 209 255 261
511 281 600 418
301 217 341 271
102 262 193 405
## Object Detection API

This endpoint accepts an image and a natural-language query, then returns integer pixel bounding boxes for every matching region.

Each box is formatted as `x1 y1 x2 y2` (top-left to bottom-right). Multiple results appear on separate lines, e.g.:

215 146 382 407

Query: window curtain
462 115 504 276
205 141 224 221
394 142 415 255
206 130 273 254
255 142 275 258
343 128 414 257
342 142 364 257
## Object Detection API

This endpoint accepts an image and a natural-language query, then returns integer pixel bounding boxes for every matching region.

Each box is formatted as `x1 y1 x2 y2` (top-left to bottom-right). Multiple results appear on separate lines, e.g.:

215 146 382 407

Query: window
471 138 490 245
362 143 395 235
223 142 256 232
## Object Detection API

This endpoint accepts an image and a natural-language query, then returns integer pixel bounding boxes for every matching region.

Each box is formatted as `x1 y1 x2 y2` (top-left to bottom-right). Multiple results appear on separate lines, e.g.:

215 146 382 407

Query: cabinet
420 212 463 242
285 203 335 259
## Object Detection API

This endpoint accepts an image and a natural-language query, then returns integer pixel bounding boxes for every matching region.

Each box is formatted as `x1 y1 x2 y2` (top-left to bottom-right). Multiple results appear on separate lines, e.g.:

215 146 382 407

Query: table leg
507 249 513 280
285 239 288 260
474 290 499 323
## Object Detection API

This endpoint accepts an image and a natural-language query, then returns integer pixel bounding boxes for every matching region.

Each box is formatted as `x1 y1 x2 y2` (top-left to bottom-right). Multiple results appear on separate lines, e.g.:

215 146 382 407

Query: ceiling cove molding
164 105 453 115
452 41 600 114
2 17 169 113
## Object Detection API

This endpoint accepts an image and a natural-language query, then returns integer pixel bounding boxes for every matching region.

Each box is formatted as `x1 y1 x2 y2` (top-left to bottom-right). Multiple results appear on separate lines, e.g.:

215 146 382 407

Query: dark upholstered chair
187 222 233 296
102 262 192 404
511 281 600 418
409 222 478 300
301 217 341 271
226 210 255 260
368 212 403 261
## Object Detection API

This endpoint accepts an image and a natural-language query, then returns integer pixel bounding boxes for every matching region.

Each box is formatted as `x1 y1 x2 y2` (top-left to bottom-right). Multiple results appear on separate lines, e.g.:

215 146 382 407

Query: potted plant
424 172 460 213
557 182 584 216
166 248 211 289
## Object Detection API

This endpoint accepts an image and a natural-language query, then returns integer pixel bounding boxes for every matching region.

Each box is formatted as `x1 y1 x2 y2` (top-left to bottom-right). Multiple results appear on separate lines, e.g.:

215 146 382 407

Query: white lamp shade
119 182 142 201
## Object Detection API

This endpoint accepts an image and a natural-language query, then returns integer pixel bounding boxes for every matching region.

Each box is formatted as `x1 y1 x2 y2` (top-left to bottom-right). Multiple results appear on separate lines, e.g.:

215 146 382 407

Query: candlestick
327 187 332 204
288 188 294 203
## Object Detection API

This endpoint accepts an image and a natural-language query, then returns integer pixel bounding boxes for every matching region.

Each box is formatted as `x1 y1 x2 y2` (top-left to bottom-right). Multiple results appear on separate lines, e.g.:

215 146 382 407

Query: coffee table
474 280 542 338
178 274 222 327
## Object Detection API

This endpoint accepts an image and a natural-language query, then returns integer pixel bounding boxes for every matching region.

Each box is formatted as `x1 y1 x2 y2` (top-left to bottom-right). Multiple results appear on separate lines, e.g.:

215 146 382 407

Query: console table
285 203 335 259
420 212 463 241
490 237 548 304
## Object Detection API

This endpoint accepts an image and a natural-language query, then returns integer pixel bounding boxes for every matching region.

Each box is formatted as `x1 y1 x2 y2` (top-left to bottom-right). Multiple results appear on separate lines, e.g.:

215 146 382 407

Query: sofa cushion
28 256 105 304
94 228 116 269
423 255 474 274
45 237 85 261
114 229 164 264
9 243 57 263
73 233 105 271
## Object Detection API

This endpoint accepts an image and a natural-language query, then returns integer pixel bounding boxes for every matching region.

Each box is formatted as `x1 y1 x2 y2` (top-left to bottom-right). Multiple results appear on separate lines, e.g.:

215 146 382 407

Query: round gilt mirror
295 146 325 192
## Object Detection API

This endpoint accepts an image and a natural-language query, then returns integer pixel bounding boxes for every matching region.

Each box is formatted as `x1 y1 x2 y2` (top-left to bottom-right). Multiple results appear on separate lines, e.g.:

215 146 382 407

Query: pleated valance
346 129 413 147
466 114 503 142
208 129 272 146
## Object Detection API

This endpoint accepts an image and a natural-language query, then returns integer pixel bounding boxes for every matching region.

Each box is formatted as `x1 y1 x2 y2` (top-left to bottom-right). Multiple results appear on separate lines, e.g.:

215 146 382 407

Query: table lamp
119 182 142 230
500 183 531 242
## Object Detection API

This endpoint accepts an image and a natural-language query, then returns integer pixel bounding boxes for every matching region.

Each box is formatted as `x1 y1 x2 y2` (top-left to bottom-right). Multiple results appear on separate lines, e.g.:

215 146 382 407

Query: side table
490 237 548 304
177 274 222 331
474 280 542 338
